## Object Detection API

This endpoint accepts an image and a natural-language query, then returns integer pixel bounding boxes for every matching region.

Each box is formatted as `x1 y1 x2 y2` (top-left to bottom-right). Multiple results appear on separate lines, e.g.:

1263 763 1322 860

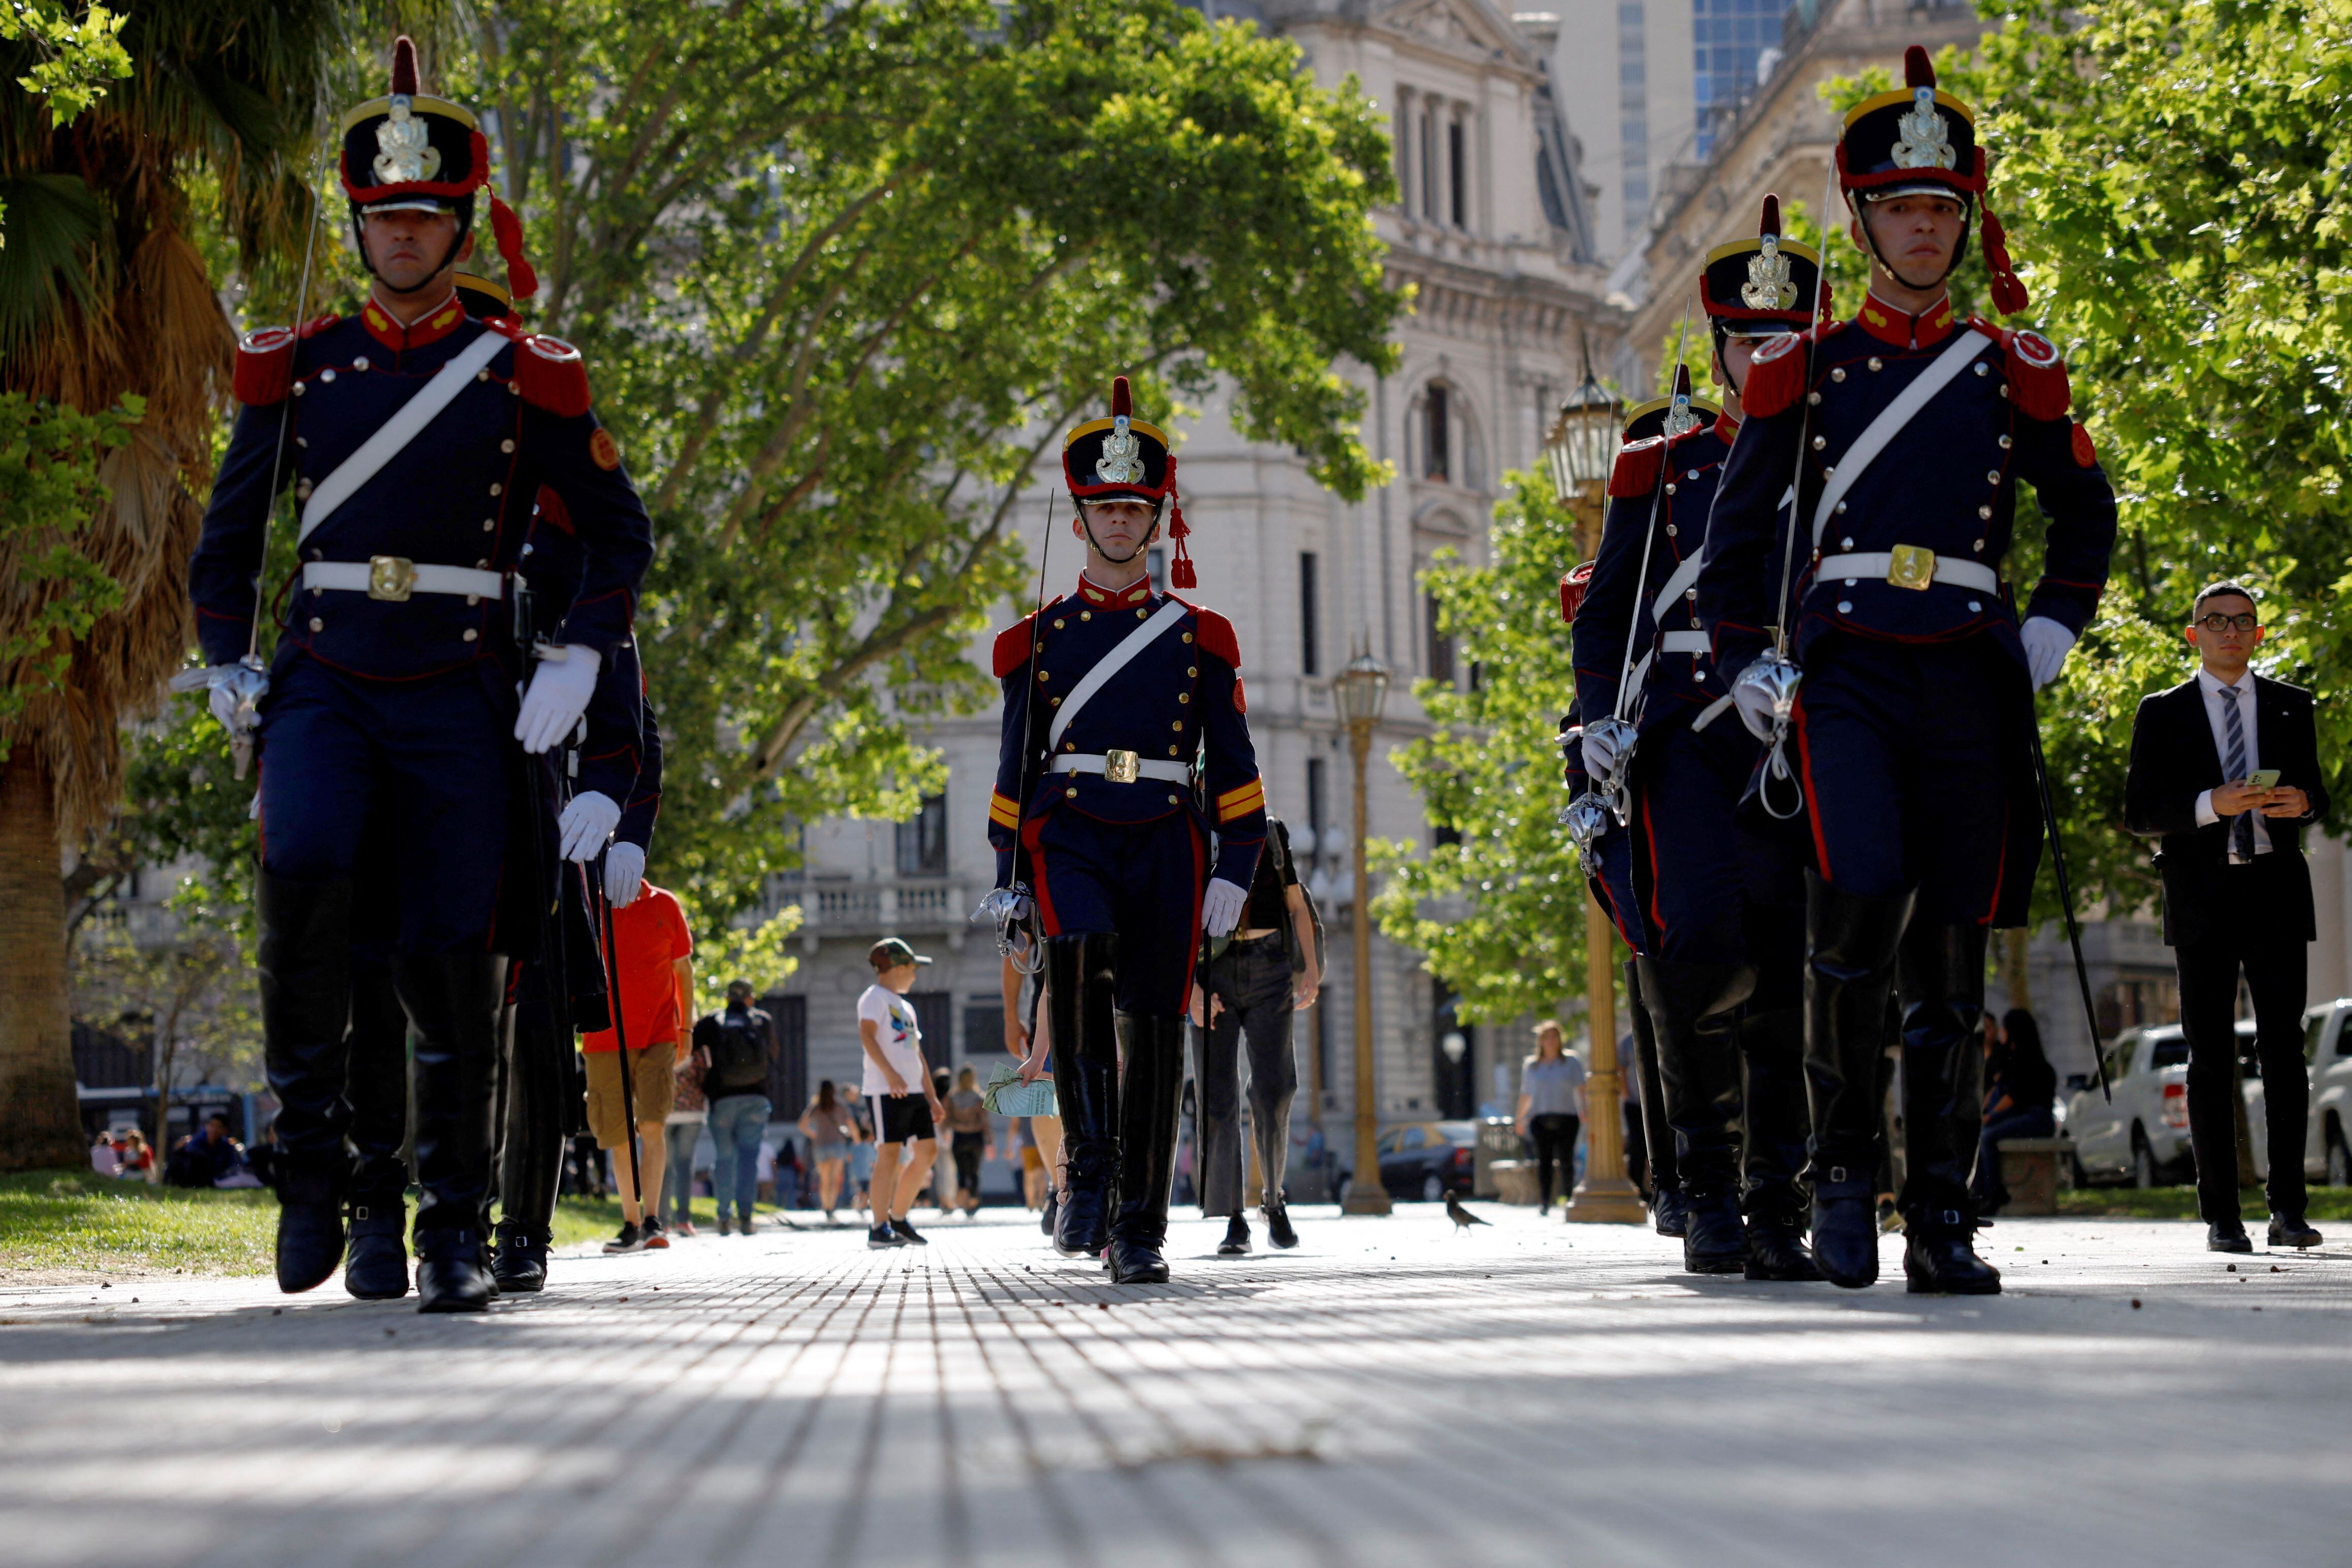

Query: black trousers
1192 934 1299 1216
1528 1113 1580 1208
2175 863 2309 1223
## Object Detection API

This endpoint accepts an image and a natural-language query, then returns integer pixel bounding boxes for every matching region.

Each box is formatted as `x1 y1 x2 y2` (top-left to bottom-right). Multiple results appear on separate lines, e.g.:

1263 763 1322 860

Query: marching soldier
184 40 653 1311
987 377 1266 1285
1571 199 1824 1279
1698 48 2116 1293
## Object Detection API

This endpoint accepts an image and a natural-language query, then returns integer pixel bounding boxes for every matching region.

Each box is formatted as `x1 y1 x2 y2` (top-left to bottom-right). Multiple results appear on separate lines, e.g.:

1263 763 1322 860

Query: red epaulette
1741 323 1829 419
1559 560 1596 625
1608 436 1665 498
1972 319 2072 422
992 600 1054 677
1175 598 1242 669
515 333 592 418
232 327 295 405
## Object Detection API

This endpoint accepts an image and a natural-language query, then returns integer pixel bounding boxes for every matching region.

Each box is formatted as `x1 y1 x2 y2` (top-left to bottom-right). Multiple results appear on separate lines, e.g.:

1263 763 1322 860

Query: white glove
557 791 621 862
1201 877 1249 938
514 644 602 755
2020 616 2076 691
1731 677 1781 742
604 841 646 906
1580 725 1623 781
209 683 241 729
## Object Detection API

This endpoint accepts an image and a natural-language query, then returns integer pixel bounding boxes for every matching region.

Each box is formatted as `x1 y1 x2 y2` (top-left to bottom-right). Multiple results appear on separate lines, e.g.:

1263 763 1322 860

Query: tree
0 2 351 1170
72 900 259 1165
1373 471 1593 1027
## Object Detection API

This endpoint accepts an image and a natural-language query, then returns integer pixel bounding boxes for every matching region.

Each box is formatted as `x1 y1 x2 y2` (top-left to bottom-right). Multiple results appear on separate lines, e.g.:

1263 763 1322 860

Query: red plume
1980 204 2029 315
1165 452 1195 589
1672 362 1692 397
1817 277 1835 322
1759 193 1781 237
391 36 420 95
1904 45 1934 90
490 194 538 300
1111 376 1132 418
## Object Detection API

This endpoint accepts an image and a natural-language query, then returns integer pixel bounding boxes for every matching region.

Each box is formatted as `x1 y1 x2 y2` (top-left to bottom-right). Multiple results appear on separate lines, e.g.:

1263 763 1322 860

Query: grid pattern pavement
3 1207 2349 1567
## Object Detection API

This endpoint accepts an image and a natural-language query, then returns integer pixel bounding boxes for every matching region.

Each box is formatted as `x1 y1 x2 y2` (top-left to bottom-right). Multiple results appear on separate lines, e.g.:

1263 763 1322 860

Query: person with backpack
693 980 774 1235
1189 814 1322 1254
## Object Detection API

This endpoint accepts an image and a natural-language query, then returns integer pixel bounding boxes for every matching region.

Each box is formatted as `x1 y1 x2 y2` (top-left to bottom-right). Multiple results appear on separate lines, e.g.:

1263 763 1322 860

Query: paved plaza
3 1206 2348 1567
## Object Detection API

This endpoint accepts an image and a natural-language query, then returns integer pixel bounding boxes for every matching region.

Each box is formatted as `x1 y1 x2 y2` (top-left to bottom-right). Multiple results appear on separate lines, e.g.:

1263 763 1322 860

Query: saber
594 851 652 1216
2023 675 2112 1103
974 480 1059 971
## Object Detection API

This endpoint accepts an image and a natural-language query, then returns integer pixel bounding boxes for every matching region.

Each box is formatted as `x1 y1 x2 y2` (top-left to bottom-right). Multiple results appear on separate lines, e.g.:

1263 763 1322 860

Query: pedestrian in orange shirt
584 877 696 1252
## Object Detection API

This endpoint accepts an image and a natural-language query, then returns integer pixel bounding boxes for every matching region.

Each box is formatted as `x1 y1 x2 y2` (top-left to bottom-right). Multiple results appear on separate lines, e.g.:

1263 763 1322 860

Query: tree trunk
2002 928 2034 1016
0 749 85 1170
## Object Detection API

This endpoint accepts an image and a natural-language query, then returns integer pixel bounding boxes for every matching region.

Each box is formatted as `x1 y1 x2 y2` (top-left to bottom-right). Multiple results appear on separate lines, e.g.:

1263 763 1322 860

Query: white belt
1658 630 1709 655
302 558 506 603
1816 552 1999 596
1050 752 1195 786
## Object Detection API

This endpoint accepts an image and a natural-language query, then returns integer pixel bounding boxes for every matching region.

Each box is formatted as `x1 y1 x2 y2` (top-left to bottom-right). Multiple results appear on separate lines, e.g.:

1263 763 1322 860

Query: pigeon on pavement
1445 1191 1490 1234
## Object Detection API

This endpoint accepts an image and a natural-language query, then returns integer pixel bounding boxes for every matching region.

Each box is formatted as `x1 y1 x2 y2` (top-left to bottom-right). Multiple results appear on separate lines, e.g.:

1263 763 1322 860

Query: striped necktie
2220 683 2256 862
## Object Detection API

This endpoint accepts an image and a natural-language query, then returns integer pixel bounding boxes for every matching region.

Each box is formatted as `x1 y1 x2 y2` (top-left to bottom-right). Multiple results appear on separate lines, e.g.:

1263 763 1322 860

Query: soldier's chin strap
1075 499 1163 567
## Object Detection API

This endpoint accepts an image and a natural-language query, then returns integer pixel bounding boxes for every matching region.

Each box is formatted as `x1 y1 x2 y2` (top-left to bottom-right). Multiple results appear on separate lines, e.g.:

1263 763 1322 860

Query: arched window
1424 382 1451 482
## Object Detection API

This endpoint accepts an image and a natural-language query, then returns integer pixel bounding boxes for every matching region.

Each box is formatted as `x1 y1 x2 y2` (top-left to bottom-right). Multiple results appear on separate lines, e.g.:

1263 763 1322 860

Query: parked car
2063 1005 2352 1187
1374 1119 1479 1202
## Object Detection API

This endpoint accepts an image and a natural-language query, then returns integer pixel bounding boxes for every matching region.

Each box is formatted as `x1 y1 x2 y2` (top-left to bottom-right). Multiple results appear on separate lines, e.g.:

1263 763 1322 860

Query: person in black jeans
1191 816 1322 1255
1516 1021 1586 1212
1970 1009 2057 1212
2124 582 2329 1252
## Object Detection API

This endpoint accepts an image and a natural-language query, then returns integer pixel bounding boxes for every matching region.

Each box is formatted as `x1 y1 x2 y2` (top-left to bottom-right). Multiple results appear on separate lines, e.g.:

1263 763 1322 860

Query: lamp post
1543 349 1648 1224
1335 646 1392 1216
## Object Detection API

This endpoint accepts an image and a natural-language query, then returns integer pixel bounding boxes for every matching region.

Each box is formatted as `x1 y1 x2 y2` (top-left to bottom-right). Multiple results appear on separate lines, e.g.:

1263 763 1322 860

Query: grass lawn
2055 1184 2352 1221
0 1169 777 1281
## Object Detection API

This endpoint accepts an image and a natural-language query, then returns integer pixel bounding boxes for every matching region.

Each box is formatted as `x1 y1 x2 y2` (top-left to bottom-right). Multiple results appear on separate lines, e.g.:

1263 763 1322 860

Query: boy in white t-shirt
858 937 946 1248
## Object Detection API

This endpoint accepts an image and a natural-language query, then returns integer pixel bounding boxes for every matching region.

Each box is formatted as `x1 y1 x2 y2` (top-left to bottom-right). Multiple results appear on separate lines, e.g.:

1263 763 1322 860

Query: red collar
1713 412 1741 444
1854 291 1958 350
1074 573 1153 608
361 289 467 354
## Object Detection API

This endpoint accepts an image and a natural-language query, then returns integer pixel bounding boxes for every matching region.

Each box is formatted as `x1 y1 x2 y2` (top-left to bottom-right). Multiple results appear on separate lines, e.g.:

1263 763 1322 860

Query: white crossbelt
1047 597 1192 752
1050 754 1195 785
297 328 512 546
302 561 506 600
1809 330 1992 548
1816 552 1999 594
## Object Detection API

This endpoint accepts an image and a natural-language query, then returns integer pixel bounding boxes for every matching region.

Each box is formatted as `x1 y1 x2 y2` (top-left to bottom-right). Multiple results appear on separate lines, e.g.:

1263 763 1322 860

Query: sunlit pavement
3 1205 2348 1567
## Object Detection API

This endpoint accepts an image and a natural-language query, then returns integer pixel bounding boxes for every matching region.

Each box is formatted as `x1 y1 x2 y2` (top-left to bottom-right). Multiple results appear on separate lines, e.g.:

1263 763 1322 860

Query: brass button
1811 435 1827 451
352 356 369 372
462 628 479 641
1997 435 2013 450
482 519 495 531
1178 693 1190 704
1807 391 1822 405
502 439 516 453
1867 357 1883 372
1664 483 1677 495
1038 670 1049 681
295 436 307 448
1978 505 1993 520
1987 470 2002 485
295 480 314 501
476 559 489 569
1182 632 1193 643
320 368 336 383
1835 501 1847 514
1137 608 1147 619
309 617 323 631
1187 667 1198 678
478 369 491 382
1836 600 1853 613
1666 524 1678 537
1064 741 1075 751
1168 794 1179 804
292 382 306 397
1053 619 1065 629
1974 362 1991 377
466 595 480 606
490 483 502 496
1066 788 1078 799
1973 538 1987 551
1840 536 1854 549
1172 721 1183 732
1831 368 1846 383
1080 611 1092 621
1050 696 1062 706
1169 746 1180 756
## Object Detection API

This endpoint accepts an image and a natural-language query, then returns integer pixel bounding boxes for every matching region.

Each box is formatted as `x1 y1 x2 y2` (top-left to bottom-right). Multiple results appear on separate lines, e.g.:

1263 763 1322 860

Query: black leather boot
1896 921 2000 1295
343 1185 411 1299
1738 1007 1819 1280
1802 874 1913 1288
1109 1015 1185 1284
493 977 567 1293
1640 956 1755 1275
257 873 357 1293
1047 934 1120 1256
1625 959 1684 1235
396 952 506 1312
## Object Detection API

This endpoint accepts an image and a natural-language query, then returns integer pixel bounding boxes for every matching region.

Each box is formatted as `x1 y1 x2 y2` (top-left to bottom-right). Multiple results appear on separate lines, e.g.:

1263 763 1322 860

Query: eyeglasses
2196 612 2258 633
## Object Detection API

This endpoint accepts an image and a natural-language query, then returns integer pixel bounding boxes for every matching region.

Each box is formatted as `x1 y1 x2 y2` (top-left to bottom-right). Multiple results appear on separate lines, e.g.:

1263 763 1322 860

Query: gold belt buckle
1103 748 1141 784
1887 544 1936 592
367 555 418 601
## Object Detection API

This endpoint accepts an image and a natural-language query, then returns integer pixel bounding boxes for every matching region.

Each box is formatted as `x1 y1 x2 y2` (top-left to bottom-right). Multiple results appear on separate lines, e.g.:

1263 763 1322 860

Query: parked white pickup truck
2067 999 2352 1188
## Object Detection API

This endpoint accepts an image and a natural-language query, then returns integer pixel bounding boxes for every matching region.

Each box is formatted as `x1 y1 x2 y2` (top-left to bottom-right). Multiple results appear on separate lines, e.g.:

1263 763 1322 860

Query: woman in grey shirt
1516 1021 1587 1212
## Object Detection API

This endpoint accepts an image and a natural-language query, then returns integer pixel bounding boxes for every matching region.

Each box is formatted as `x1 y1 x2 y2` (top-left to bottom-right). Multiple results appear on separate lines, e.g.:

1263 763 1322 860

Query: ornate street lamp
1334 646 1392 1216
1545 340 1646 1224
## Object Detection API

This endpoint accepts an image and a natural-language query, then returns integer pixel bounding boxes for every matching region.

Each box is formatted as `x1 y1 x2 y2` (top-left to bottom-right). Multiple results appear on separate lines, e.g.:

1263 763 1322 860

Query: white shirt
2191 668 2271 859
856 983 927 1097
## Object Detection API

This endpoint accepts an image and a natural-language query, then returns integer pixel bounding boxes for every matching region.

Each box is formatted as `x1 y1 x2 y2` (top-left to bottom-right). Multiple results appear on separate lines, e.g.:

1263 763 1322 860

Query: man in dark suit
2125 583 2329 1252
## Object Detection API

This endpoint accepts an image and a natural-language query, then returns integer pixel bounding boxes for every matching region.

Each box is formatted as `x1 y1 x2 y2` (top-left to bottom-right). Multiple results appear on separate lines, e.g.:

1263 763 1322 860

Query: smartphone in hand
2245 769 2281 792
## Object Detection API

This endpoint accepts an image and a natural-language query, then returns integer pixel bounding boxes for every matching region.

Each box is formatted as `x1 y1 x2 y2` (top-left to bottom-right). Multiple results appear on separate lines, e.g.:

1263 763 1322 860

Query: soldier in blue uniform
1573 200 1826 1280
1698 48 2116 1293
988 377 1267 1285
184 41 653 1311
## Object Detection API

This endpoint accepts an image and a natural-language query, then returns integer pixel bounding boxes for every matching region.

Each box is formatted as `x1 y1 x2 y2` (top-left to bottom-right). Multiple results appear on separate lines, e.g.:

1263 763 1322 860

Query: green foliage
0 1 130 127
0 392 135 741
1372 471 1591 1026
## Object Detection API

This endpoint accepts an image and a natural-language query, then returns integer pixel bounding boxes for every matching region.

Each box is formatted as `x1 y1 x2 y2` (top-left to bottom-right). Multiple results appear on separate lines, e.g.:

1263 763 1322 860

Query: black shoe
1811 1175 1881 1289
274 1161 349 1295
1040 1190 1059 1237
1744 1212 1822 1282
1681 1189 1747 1275
602 1221 644 1254
415 1229 496 1313
492 1223 548 1293
1217 1213 1251 1256
2268 1214 2323 1249
2207 1223 2254 1253
1651 1186 1689 1238
1109 1235 1170 1284
891 1217 928 1245
1902 1208 2002 1294
342 1192 410 1300
640 1216 670 1250
868 1223 906 1249
1263 1203 1299 1250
